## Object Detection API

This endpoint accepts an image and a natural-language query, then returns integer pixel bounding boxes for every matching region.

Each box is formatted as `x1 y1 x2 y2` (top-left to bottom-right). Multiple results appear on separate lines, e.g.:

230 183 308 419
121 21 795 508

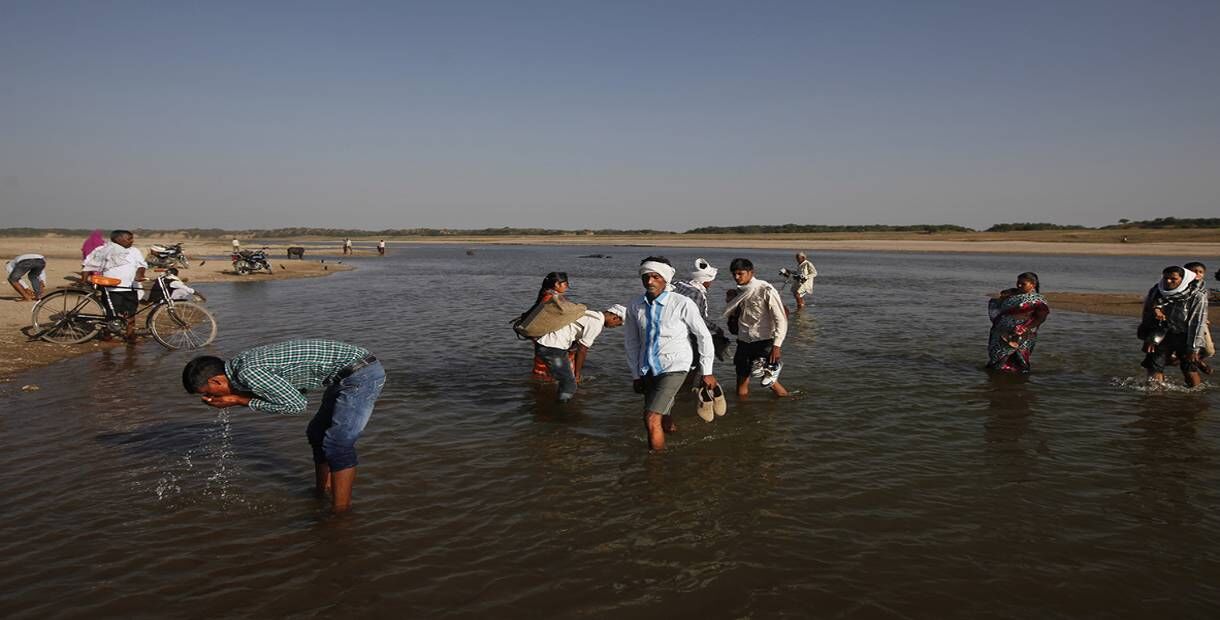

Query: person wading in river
624 257 718 451
182 339 386 513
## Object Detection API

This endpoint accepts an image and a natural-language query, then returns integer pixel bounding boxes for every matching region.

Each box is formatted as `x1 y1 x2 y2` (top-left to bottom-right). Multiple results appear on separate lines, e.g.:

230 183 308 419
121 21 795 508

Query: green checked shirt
225 339 370 414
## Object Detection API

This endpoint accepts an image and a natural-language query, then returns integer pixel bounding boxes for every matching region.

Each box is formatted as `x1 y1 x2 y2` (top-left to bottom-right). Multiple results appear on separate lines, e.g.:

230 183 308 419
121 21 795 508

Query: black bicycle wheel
31 290 104 344
147 301 217 350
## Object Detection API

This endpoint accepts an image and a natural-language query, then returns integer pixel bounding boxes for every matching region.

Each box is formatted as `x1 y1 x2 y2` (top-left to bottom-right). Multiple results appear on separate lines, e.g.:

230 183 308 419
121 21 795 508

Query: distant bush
986 223 1088 232
0 227 675 238
1101 217 1220 229
684 224 974 234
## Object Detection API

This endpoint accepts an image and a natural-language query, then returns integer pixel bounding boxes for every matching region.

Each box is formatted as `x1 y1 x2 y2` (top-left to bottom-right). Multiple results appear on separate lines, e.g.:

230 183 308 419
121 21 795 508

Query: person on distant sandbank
377 240 386 256
343 238 353 255
1140 266 1207 387
183 339 385 513
625 257 717 451
6 253 47 301
987 272 1050 374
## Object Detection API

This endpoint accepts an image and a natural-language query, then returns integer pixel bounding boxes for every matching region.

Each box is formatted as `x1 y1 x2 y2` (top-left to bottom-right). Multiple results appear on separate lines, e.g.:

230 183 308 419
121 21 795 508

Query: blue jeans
306 361 386 471
535 343 577 401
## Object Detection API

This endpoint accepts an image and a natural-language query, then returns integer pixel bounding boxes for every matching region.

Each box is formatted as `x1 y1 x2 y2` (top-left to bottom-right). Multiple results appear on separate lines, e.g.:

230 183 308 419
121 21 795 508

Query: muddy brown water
1 247 1218 618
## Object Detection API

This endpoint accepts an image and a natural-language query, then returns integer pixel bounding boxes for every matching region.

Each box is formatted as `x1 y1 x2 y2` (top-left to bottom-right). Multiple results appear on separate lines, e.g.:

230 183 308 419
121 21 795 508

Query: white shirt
536 310 605 350
6 254 47 283
232 239 240 248
730 279 788 346
624 290 714 379
168 277 196 300
82 243 147 289
378 241 386 248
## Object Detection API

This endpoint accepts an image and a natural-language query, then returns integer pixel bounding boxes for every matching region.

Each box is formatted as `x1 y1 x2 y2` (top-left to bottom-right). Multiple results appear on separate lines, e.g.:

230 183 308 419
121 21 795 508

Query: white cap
606 304 627 319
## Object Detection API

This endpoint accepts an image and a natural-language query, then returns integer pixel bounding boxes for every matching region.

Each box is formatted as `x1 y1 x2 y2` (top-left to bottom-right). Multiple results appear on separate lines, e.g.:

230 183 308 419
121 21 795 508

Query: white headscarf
1158 267 1196 295
689 258 718 284
639 260 676 284
606 304 626 319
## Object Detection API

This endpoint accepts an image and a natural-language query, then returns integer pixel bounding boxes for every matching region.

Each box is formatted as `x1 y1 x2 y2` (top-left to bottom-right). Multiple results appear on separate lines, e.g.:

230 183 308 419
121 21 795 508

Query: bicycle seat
89 275 121 286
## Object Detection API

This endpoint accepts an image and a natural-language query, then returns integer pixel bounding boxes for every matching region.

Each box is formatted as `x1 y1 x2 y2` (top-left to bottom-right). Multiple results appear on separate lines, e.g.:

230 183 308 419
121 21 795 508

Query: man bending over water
182 339 386 513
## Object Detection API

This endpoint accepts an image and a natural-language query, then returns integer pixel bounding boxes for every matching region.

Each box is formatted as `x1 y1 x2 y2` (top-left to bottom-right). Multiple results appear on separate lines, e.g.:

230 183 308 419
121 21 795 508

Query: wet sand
0 237 353 380
1043 291 1219 326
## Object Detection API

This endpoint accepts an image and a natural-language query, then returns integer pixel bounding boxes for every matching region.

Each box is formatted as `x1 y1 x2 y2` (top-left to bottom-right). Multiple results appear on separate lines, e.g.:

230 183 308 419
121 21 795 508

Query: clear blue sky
2 1 1217 231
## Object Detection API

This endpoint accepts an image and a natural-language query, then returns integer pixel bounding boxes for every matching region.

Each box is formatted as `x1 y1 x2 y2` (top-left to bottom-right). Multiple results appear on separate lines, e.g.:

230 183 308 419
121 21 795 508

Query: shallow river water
1 246 1218 618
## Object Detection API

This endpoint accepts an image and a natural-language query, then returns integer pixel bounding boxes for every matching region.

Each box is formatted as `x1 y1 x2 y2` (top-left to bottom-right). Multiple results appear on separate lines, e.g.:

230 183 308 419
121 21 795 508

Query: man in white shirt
82 229 147 339
6 253 47 301
625 256 718 451
724 258 789 398
232 238 241 252
377 240 386 256
535 304 625 403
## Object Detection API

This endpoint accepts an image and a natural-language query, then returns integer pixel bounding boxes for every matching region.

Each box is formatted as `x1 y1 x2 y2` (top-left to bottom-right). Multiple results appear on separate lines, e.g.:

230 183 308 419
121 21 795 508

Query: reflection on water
1 247 1218 617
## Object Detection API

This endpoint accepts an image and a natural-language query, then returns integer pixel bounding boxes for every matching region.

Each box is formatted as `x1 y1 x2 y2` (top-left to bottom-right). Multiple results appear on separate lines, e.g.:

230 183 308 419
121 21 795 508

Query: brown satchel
512 297 588 339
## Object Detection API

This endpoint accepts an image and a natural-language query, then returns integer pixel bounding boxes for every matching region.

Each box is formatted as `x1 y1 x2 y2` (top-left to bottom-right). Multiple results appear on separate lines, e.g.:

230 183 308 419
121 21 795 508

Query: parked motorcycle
231 248 273 275
148 243 189 269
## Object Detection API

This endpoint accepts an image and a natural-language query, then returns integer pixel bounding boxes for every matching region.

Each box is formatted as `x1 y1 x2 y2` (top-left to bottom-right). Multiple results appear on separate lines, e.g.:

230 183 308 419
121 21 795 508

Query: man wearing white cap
624 256 718 451
535 305 625 402
672 257 719 333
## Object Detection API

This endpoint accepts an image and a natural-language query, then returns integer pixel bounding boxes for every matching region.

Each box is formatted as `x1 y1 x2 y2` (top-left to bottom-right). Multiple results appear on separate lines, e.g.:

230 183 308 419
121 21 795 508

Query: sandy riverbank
0 236 354 381
1043 292 1219 326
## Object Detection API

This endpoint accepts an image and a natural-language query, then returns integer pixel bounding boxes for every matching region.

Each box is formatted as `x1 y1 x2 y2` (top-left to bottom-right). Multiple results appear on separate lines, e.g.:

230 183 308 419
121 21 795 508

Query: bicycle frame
63 276 183 327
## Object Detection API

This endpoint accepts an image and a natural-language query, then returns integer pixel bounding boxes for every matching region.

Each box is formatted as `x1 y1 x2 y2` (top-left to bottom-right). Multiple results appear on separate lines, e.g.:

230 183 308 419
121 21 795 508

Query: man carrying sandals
624 256 718 452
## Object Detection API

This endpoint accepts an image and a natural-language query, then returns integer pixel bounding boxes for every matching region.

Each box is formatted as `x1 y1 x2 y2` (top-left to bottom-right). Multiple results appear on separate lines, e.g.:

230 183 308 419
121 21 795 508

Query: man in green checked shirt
183 339 386 513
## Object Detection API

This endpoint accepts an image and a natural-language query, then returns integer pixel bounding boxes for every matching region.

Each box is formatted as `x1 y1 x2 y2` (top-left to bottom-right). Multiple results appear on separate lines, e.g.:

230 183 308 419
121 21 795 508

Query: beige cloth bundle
513 297 589 339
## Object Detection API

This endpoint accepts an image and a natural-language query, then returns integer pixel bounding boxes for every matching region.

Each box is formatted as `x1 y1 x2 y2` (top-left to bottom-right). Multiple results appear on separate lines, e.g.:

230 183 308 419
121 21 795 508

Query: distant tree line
2 217 1217 238
0 227 674 238
1101 217 1220 229
985 223 1088 232
683 224 974 234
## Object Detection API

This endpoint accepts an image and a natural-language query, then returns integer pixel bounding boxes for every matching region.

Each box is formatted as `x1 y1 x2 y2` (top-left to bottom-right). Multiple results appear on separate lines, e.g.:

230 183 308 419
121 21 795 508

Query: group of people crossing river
985 262 1213 386
178 251 1212 514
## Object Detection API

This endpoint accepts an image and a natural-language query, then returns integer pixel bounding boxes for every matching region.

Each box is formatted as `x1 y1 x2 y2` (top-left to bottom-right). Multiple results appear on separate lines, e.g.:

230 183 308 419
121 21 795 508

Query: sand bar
0 236 354 381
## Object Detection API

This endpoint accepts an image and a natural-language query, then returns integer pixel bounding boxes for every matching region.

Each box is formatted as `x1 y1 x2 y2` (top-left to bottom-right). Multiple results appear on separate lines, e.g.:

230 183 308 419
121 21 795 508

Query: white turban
690 258 717 284
639 260 676 283
606 304 626 319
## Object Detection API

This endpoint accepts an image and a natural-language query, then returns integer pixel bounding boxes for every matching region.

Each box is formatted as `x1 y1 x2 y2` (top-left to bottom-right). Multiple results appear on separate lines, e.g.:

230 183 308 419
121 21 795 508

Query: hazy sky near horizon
2 1 1218 231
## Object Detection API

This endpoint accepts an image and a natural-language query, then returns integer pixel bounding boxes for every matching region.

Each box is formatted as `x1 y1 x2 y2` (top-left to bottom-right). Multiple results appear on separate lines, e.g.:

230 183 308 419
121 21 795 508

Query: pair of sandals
693 384 729 422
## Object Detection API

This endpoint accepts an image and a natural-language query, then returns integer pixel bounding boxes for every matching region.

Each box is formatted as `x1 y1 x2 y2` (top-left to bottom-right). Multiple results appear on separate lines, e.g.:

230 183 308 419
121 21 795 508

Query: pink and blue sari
987 292 1050 373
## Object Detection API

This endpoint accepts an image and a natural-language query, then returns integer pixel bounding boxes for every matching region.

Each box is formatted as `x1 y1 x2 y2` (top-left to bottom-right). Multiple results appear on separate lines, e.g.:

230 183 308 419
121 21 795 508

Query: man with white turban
624 256 718 451
672 258 719 333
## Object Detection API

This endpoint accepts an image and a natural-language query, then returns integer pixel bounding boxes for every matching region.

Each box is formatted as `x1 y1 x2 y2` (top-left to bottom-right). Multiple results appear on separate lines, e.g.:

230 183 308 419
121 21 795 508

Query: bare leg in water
643 411 665 451
314 463 357 512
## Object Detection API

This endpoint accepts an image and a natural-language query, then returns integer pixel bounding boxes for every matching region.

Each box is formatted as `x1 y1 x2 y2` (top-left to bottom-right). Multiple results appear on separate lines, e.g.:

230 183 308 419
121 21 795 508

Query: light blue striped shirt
624 290 714 379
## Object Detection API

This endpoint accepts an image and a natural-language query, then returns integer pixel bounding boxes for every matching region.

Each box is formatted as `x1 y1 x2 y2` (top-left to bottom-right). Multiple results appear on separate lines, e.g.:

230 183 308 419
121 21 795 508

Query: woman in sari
529 272 572 379
987 272 1050 373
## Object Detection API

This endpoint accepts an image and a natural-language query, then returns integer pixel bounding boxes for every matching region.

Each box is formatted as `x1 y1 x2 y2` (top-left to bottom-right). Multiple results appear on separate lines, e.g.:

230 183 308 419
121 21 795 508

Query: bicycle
30 273 218 350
